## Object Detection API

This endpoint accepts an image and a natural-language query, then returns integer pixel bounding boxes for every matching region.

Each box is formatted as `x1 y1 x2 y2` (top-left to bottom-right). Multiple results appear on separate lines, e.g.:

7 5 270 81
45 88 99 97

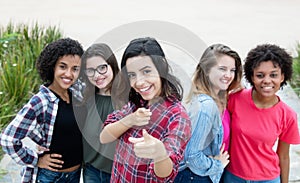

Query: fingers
128 137 145 144
49 153 62 159
129 130 168 161
223 151 230 159
136 108 152 117
136 120 150 127
38 153 64 171
131 130 156 153
48 154 64 170
134 149 153 159
36 145 50 154
132 142 155 159
128 129 153 144
126 108 152 127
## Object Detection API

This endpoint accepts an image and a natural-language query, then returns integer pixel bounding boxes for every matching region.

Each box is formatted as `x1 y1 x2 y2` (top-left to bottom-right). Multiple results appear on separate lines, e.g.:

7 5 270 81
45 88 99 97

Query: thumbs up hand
129 129 168 163
121 108 152 128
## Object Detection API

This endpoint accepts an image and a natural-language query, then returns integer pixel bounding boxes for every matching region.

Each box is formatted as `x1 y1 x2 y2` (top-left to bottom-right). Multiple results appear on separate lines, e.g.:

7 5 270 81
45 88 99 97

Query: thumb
142 129 152 143
220 143 225 152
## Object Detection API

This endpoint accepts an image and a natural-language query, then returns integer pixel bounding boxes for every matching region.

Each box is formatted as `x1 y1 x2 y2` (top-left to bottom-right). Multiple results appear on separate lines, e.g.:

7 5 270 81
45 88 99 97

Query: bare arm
154 157 173 178
100 108 151 143
277 140 290 183
100 117 132 143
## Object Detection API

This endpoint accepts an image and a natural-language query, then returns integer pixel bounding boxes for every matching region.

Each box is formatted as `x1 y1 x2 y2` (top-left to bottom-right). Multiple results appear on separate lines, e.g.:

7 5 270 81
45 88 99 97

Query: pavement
1 0 300 182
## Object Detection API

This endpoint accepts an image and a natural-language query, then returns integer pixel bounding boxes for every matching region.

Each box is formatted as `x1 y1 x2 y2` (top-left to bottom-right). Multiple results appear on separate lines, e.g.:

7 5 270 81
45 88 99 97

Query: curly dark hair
36 38 84 84
244 44 293 87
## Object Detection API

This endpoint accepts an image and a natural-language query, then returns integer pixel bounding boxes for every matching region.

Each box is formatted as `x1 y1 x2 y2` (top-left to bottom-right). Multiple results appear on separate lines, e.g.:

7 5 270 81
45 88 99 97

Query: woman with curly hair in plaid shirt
0 38 85 183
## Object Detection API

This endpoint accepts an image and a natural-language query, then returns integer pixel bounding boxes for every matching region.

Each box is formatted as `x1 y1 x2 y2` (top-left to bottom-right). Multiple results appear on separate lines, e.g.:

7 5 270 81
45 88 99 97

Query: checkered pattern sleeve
0 96 44 167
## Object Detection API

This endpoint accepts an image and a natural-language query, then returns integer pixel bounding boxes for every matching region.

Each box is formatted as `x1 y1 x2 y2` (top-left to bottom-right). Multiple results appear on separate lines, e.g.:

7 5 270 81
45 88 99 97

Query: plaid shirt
104 97 191 183
0 85 59 183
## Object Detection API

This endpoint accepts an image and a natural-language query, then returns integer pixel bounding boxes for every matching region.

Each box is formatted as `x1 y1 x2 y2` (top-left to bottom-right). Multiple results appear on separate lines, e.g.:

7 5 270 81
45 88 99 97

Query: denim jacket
179 94 224 183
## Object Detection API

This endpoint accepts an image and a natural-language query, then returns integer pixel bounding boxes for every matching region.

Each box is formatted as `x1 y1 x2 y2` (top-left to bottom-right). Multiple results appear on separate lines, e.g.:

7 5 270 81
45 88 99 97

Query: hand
128 129 168 163
121 108 152 127
36 145 49 154
211 144 230 168
37 153 64 171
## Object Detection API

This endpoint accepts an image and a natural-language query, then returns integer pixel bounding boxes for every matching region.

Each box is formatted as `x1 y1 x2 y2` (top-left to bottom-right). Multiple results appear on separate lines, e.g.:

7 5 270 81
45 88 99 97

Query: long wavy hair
113 37 183 109
186 44 242 112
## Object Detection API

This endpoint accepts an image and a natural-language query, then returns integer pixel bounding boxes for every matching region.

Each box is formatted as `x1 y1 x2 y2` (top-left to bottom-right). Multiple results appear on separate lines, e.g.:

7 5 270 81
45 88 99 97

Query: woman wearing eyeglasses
79 43 120 183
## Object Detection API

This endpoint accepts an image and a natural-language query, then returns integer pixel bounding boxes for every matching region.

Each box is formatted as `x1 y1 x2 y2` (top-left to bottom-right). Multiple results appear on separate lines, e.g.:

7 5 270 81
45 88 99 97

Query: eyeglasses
85 64 108 77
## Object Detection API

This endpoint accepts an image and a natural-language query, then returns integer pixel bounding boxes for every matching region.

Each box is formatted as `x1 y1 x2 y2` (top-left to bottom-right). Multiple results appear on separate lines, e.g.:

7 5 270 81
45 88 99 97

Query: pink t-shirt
222 109 230 151
227 88 300 180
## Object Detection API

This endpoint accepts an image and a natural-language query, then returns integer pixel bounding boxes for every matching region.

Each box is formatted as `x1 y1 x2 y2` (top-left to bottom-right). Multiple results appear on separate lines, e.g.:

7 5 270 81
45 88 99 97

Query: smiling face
208 55 236 94
85 56 113 94
51 55 81 92
126 55 162 102
252 60 284 99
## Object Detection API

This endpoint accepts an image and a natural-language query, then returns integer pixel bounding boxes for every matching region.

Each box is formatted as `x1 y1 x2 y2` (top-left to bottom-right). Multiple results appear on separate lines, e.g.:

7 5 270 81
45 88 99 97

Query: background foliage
0 22 62 129
290 43 300 97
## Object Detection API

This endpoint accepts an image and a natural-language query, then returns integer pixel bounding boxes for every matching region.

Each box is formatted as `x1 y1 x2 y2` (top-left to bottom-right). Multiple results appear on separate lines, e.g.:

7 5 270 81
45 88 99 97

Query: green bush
0 22 63 129
290 43 300 97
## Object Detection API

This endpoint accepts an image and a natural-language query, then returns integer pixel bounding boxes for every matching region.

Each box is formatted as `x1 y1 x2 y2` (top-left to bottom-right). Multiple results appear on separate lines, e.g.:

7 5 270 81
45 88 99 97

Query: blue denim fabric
174 168 213 183
83 163 111 183
223 170 280 183
179 94 223 183
36 167 81 183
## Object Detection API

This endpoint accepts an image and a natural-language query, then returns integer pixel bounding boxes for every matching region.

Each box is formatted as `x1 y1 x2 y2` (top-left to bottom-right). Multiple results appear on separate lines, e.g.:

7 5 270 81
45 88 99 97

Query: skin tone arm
100 108 151 143
129 129 173 178
154 156 173 178
277 140 290 183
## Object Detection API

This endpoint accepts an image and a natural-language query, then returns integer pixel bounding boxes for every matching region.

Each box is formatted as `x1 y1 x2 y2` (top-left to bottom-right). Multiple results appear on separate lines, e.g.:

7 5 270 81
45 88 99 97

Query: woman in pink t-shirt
224 44 300 183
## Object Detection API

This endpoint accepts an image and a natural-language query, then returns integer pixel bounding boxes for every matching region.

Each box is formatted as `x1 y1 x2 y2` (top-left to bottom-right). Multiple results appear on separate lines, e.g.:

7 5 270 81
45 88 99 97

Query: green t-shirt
82 94 116 174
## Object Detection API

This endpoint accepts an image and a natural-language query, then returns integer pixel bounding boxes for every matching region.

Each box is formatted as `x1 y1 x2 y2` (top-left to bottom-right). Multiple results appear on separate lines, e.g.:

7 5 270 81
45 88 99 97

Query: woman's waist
57 164 81 172
47 150 82 170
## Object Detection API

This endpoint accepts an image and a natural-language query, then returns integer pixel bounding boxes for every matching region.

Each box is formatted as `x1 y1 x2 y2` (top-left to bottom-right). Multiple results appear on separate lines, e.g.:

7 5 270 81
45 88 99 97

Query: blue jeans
83 163 111 183
36 167 81 183
174 168 213 183
223 169 280 183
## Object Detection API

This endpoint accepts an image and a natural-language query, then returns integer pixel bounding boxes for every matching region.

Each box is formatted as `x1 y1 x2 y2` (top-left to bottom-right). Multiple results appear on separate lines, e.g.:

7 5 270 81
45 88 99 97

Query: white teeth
140 86 150 92
263 86 273 89
62 78 71 83
221 80 229 84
